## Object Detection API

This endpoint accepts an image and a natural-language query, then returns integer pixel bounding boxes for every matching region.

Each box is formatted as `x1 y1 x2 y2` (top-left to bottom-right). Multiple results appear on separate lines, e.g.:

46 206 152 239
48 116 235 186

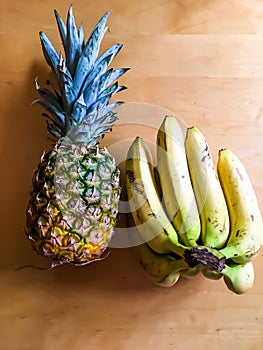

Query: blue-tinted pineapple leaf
97 82 118 100
54 9 67 53
52 87 64 105
73 11 110 94
89 110 118 141
82 11 110 62
71 94 88 123
81 55 112 101
82 79 99 110
36 86 64 115
66 5 80 75
46 119 63 138
34 99 65 126
88 108 118 127
57 55 75 110
78 25 85 50
65 121 90 144
39 32 59 72
102 101 124 114
99 110 118 124
99 43 123 63
98 82 127 100
41 112 65 132
88 84 126 114
99 68 130 90
65 110 120 145
92 43 123 81
80 55 116 106
80 43 123 99
89 97 112 114
87 96 124 116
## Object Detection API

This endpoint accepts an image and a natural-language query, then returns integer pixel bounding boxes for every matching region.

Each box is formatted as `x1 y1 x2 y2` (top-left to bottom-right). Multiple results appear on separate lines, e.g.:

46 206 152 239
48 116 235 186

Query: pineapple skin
26 142 120 267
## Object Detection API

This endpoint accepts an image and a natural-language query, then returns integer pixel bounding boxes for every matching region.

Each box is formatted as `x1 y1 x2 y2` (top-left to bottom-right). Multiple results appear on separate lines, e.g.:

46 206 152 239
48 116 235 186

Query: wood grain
1 1 263 349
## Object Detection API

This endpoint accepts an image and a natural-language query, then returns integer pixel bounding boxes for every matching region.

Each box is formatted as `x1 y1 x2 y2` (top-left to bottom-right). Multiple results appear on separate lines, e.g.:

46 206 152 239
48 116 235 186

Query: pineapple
26 6 128 267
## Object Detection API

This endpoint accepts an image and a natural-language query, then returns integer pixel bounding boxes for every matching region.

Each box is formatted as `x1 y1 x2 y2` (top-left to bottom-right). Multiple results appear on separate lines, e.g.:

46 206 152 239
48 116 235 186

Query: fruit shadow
0 60 54 271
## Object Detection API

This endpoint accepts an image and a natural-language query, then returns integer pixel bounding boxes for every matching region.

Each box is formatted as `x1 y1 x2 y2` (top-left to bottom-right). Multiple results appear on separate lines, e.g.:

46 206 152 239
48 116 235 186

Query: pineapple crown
34 6 129 145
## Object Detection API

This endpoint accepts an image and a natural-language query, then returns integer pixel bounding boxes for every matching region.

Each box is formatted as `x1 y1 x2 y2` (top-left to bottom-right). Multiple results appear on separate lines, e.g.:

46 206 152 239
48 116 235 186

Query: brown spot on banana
126 169 135 183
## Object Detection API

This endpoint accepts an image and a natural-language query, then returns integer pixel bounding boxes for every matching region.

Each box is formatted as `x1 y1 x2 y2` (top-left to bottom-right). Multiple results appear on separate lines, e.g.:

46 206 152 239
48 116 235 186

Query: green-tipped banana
185 127 230 249
201 267 222 280
218 149 263 263
221 262 254 294
125 137 188 257
180 265 201 279
157 116 201 247
133 243 188 287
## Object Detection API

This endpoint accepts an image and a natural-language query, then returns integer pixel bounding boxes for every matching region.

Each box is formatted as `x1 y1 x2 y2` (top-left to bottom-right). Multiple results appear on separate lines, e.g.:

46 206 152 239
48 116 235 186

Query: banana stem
184 246 226 273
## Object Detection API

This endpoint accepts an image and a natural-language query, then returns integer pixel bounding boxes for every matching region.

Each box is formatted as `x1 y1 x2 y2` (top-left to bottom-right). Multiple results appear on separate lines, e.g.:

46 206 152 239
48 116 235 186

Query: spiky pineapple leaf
39 32 60 72
37 7 128 142
87 85 126 115
98 43 123 66
34 99 65 127
54 9 67 52
65 110 118 145
57 55 75 112
83 79 100 113
102 101 124 114
66 5 81 75
80 46 123 107
73 11 110 95
81 54 112 101
98 82 127 101
41 112 65 133
78 25 85 50
44 115 63 138
36 87 64 117
81 43 123 95
71 94 88 123
99 68 130 91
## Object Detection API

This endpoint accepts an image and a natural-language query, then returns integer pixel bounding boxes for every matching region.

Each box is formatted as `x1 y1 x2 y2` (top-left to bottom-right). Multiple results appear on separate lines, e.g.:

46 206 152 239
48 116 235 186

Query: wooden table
1 1 263 349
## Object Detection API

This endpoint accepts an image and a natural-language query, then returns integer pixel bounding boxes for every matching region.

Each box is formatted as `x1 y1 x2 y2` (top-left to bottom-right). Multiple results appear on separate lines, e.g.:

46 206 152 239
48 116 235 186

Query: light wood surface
1 1 263 349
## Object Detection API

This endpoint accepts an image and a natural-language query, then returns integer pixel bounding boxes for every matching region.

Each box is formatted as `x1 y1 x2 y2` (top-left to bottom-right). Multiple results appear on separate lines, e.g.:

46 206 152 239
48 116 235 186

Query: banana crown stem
184 247 226 273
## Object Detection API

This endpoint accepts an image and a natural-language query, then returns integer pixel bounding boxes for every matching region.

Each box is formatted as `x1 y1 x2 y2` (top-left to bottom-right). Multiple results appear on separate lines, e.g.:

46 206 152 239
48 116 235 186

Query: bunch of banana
125 115 263 294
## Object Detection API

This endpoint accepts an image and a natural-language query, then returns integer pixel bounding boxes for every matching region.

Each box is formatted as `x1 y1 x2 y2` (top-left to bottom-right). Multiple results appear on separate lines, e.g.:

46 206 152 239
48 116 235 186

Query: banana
125 136 228 282
184 126 230 249
180 265 201 279
133 242 186 287
157 116 201 247
221 262 254 295
201 267 222 280
127 212 189 287
125 137 188 257
153 166 163 199
217 149 263 263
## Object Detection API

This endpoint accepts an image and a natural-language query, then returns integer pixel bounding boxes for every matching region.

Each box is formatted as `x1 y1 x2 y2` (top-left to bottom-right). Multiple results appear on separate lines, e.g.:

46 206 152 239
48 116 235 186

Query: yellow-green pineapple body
26 144 120 266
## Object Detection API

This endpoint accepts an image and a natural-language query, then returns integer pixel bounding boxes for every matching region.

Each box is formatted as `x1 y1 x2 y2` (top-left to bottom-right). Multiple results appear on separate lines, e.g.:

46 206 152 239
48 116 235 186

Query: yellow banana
185 126 230 249
153 166 163 199
127 212 191 287
125 137 188 257
157 116 201 247
217 149 263 263
221 262 254 295
133 242 187 287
